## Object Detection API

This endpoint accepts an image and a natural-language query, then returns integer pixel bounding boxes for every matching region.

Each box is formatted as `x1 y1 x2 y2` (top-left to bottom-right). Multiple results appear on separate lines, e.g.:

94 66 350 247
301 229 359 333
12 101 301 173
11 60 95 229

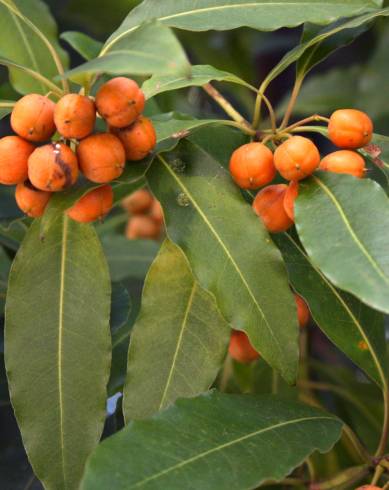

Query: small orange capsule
319 150 365 178
11 94 56 142
295 294 310 328
274 136 320 181
54 94 96 140
328 109 373 149
283 180 299 221
252 184 293 233
229 142 276 189
122 189 154 215
112 116 157 161
0 136 34 185
67 185 113 223
228 330 260 363
126 215 161 240
28 142 79 192
15 181 51 218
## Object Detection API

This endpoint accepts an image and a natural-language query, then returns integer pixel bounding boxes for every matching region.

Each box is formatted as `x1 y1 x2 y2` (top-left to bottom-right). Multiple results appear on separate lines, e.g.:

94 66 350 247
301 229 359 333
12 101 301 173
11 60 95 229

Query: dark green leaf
0 218 29 251
0 100 14 119
81 391 342 490
273 232 387 387
5 216 111 490
0 0 68 94
65 21 190 81
147 140 299 383
296 172 389 315
60 31 102 61
123 240 230 420
102 235 160 281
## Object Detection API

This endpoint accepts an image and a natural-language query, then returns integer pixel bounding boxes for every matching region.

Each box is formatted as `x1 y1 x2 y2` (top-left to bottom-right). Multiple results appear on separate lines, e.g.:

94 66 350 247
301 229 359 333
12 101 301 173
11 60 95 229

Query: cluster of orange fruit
227 109 373 363
0 77 157 222
121 188 164 240
229 109 373 233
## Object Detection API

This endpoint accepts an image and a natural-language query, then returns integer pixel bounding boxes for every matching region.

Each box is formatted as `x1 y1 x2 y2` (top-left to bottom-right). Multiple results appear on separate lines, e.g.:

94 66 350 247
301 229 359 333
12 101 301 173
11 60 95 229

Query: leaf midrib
158 282 197 410
157 154 282 355
131 415 337 488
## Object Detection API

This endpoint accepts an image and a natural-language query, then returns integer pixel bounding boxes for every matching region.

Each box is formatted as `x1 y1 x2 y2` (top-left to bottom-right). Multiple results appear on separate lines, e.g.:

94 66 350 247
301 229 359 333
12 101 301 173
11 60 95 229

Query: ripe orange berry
67 185 113 223
0 136 34 185
150 199 164 225
228 330 260 363
319 150 365 178
354 486 382 490
274 136 320 181
283 180 298 221
54 94 96 140
77 133 125 183
328 109 373 149
95 77 145 128
229 142 275 189
126 215 160 240
252 184 293 233
11 94 56 142
28 142 79 192
122 189 153 214
295 294 310 328
15 181 51 218
112 116 156 161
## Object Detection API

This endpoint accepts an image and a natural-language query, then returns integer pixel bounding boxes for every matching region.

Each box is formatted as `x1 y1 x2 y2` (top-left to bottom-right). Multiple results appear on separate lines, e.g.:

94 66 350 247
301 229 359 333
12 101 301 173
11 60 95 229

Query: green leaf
81 391 342 490
296 172 389 315
0 217 29 251
273 232 387 388
102 235 160 282
64 21 190 82
0 100 14 119
60 31 102 61
0 0 68 94
261 7 389 90
296 21 371 79
147 140 299 383
104 0 380 54
142 64 254 99
123 240 230 420
5 216 111 490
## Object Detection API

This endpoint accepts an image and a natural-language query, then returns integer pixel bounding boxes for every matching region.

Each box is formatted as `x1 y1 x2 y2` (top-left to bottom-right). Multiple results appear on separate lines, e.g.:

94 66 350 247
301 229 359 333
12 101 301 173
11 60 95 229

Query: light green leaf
101 235 160 282
5 216 111 490
147 140 299 383
64 21 190 82
0 0 68 94
0 100 14 119
104 0 380 54
60 31 102 61
81 391 343 490
273 232 387 388
142 64 254 99
123 240 230 420
296 172 389 315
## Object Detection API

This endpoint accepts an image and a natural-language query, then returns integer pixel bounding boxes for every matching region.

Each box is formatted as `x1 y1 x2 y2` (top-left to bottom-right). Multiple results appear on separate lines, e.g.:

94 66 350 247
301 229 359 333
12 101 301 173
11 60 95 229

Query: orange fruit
122 189 153 214
0 136 34 185
295 294 310 328
328 109 373 149
54 94 96 139
67 185 113 223
95 77 145 128
252 184 293 233
319 150 365 178
283 180 298 221
229 142 275 189
274 136 320 181
11 94 56 142
126 215 160 240
77 133 125 183
15 181 51 218
228 330 260 363
28 142 79 191
112 116 157 161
